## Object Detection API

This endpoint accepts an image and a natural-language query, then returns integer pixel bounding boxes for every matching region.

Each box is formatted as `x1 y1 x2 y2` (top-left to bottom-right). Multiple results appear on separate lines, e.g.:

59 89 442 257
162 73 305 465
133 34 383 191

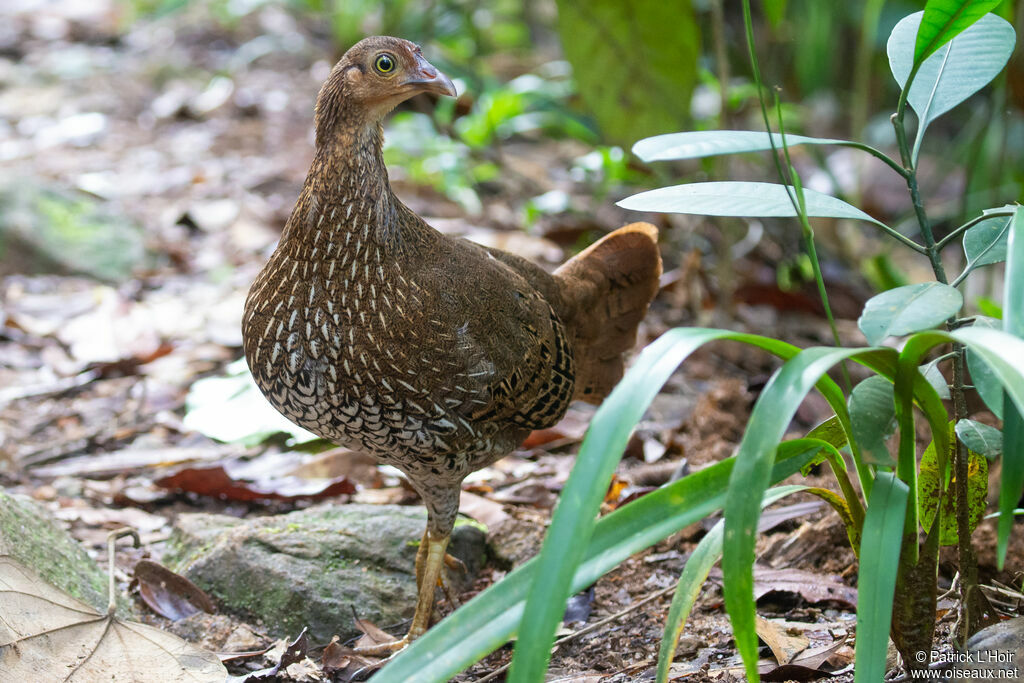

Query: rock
164 504 486 645
957 618 1024 681
0 179 147 282
0 489 115 614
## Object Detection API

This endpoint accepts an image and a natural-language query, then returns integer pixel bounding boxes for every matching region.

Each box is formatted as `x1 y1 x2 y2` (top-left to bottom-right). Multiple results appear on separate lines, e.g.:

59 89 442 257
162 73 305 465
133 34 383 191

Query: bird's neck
283 121 403 253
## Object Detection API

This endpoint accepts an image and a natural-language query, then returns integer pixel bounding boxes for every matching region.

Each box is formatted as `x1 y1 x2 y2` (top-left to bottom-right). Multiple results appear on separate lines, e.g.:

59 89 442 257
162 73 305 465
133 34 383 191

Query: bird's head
314 36 456 146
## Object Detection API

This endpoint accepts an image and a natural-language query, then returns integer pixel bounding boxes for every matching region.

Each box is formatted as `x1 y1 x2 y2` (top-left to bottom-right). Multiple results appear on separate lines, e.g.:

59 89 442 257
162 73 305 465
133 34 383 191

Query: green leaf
857 283 963 345
854 472 908 683
507 328 830 680
183 359 319 445
377 446 820 681
722 346 875 680
553 0 698 145
888 12 1015 148
955 419 1003 458
631 131 849 163
963 214 1012 269
919 422 988 545
997 204 1024 568
655 485 805 683
914 0 1005 65
966 317 1004 419
849 375 897 466
920 358 951 400
806 415 849 452
617 181 885 227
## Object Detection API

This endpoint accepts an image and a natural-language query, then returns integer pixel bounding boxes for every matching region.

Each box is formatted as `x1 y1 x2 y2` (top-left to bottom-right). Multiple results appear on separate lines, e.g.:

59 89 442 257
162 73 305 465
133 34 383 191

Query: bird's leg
347 529 450 656
414 527 428 592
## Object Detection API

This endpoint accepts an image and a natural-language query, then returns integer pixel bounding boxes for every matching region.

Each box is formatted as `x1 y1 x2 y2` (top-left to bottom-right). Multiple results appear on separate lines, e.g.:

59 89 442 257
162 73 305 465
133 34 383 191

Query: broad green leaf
918 422 988 545
914 0 1005 65
763 0 787 27
553 0 698 145
857 282 962 345
955 419 1002 458
184 358 318 445
377 447 820 681
963 214 1011 268
920 358 951 400
806 415 849 452
888 12 1015 149
632 131 848 163
655 485 805 683
966 316 1004 419
997 204 1024 568
617 181 885 227
854 473 908 683
849 375 897 466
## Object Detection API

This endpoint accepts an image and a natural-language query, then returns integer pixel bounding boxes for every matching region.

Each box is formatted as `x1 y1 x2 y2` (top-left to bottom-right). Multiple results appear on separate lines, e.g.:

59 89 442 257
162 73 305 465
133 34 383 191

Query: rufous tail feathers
554 222 662 404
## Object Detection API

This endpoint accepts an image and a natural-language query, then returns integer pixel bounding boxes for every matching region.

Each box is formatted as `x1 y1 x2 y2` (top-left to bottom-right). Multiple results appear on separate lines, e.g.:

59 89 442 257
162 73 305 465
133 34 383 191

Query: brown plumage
242 36 661 652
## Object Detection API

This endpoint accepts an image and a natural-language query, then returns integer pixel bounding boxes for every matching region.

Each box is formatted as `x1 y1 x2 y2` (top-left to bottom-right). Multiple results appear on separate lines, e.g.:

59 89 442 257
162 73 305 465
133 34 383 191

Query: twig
474 584 676 683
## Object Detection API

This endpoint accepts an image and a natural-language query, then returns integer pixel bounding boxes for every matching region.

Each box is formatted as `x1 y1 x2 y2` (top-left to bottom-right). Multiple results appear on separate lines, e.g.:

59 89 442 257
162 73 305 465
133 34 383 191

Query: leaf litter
0 530 226 682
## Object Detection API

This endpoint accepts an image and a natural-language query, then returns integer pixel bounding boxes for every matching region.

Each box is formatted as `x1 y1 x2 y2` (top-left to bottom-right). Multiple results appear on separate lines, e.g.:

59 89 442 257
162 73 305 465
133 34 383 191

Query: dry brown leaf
752 566 858 607
755 615 809 665
0 555 226 681
134 560 215 621
155 464 356 502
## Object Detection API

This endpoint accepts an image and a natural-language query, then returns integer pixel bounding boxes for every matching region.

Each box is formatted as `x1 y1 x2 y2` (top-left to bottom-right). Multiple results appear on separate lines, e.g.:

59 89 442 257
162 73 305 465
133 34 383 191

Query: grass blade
655 484 807 683
996 204 1024 567
722 346 876 680
854 472 909 683
377 445 820 681
507 327 810 680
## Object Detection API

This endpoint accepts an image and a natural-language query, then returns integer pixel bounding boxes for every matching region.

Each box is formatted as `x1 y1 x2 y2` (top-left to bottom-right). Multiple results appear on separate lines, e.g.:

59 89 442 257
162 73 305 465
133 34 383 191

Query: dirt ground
1 2 1021 681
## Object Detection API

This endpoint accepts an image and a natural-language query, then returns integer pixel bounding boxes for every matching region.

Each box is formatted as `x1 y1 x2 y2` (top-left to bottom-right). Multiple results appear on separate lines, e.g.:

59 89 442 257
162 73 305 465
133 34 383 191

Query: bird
242 35 662 654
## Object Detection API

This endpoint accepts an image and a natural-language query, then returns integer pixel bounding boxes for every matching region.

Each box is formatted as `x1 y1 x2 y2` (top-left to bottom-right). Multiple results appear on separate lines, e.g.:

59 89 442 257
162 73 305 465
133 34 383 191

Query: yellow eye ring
374 53 396 74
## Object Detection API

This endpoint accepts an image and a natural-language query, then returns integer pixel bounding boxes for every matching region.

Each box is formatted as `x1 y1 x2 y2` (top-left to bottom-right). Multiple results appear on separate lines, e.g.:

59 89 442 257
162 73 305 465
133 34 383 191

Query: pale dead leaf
0 556 225 681
755 615 808 665
458 490 510 528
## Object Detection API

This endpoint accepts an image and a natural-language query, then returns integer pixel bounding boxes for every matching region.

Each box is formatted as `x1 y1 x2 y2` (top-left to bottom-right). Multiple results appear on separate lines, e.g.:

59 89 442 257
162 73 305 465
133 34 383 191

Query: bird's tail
553 222 662 404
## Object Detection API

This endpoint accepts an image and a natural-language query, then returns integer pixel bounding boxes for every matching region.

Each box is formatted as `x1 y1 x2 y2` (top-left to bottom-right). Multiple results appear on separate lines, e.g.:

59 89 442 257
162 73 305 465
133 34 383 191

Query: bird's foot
443 552 466 573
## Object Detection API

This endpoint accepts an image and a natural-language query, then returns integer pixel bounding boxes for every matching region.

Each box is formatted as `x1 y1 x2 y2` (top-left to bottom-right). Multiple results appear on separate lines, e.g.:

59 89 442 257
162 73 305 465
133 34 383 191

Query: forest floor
1 2 1021 682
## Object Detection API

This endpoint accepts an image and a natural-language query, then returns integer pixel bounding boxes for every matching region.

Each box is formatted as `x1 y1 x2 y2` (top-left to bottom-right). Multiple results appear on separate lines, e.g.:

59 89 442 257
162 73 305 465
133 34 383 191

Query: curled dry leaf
134 560 216 621
239 628 311 682
155 464 356 502
0 555 226 682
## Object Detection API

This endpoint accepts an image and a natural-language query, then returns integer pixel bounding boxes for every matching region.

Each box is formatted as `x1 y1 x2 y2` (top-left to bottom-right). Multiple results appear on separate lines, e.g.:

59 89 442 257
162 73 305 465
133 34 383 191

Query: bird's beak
402 53 457 97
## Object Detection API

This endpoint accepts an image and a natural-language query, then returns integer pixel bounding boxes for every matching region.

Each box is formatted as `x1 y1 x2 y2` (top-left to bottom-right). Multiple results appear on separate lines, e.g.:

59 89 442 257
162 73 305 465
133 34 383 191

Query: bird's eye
374 53 396 74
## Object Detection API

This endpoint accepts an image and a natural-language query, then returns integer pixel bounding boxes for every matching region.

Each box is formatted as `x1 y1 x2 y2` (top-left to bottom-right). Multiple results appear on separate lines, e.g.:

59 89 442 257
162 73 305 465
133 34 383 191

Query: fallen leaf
0 555 226 681
238 629 310 682
135 560 216 621
155 465 355 502
752 566 857 608
458 491 510 528
755 615 809 665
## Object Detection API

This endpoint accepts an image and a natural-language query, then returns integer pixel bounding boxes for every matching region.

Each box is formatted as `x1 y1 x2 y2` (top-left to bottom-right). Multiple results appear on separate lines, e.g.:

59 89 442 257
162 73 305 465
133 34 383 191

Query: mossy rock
165 504 485 645
0 179 148 282
0 490 124 614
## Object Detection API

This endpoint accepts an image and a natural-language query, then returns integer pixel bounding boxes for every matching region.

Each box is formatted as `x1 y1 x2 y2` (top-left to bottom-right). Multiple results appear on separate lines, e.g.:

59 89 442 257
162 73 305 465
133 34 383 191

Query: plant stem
893 100 982 642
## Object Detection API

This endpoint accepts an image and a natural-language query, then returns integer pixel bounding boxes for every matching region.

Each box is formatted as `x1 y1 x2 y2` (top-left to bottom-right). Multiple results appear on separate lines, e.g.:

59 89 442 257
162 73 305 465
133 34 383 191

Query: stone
957 618 1024 681
164 503 486 645
0 489 118 614
0 179 147 282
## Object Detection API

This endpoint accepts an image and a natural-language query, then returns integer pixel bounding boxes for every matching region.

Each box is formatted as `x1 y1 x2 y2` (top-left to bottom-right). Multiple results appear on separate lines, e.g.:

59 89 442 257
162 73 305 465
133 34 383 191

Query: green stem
836 141 910 178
